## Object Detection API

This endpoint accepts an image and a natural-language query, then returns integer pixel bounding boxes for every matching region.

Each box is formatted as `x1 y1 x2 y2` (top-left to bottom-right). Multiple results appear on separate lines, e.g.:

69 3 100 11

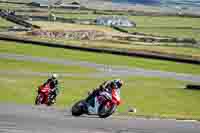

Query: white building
95 16 136 27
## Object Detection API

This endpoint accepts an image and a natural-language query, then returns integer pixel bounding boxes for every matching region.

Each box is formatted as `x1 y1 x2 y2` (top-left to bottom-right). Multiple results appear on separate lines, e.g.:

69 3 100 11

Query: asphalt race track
0 104 200 133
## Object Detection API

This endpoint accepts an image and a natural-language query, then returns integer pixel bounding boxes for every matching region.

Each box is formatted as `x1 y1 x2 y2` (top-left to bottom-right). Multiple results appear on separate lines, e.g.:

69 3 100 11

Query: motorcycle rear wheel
98 102 117 118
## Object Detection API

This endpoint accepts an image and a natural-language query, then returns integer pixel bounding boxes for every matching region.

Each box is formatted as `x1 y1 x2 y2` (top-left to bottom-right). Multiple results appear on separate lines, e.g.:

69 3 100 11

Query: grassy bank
20 35 200 60
0 40 200 75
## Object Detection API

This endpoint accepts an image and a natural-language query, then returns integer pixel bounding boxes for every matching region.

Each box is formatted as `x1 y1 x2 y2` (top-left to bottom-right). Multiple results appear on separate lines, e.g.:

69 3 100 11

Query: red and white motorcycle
71 89 121 118
35 83 55 106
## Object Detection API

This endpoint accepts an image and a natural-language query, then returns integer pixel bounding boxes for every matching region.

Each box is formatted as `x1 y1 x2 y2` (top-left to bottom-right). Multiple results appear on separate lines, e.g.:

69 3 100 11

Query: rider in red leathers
38 74 60 103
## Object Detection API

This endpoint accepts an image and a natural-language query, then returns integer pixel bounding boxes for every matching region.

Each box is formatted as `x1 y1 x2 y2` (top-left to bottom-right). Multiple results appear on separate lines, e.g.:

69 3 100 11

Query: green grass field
0 40 200 75
125 27 200 40
2 4 199 41
1 9 200 59
126 16 200 40
57 13 200 40
0 2 30 11
0 18 15 31
128 16 200 28
57 13 98 20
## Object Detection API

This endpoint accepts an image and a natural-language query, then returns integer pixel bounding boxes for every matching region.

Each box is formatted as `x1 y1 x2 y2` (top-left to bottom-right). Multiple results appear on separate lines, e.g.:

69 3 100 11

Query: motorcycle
71 89 121 118
35 83 55 106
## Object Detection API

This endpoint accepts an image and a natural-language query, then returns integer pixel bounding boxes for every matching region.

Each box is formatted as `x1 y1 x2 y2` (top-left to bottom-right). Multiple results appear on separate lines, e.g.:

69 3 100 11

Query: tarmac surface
0 103 200 133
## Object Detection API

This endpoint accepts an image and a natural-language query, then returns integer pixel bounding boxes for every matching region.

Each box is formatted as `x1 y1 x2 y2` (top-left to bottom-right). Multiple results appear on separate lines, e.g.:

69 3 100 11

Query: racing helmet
51 73 58 79
114 79 124 88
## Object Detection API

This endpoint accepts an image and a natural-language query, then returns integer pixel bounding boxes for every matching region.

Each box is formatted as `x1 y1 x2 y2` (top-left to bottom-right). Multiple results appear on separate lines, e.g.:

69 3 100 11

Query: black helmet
113 79 124 88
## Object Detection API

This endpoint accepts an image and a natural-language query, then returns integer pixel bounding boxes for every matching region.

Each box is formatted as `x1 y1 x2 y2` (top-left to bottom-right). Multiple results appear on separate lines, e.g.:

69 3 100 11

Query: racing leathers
86 80 121 107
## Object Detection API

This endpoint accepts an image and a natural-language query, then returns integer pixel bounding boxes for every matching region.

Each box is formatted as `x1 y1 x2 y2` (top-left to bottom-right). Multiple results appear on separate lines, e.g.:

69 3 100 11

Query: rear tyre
47 101 53 106
98 102 117 118
71 100 86 116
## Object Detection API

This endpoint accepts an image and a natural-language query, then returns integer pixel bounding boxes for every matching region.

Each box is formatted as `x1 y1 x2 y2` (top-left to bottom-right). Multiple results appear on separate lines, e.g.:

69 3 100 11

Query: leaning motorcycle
35 83 55 106
71 89 121 118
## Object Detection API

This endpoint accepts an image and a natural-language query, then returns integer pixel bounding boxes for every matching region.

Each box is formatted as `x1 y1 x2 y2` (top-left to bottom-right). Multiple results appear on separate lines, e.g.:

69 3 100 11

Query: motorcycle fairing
112 89 121 105
87 89 121 115
87 96 100 115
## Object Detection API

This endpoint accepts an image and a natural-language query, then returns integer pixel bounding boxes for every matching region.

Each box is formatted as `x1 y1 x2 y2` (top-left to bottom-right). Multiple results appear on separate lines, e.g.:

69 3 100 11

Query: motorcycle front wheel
47 94 55 106
35 93 43 105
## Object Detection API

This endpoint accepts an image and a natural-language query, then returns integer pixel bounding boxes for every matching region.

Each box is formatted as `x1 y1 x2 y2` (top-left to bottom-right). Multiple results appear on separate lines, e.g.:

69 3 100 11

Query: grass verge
0 58 97 73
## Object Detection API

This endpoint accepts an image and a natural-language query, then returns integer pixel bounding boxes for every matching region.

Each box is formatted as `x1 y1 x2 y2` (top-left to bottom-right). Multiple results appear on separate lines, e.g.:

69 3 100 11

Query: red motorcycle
35 83 55 106
71 89 121 118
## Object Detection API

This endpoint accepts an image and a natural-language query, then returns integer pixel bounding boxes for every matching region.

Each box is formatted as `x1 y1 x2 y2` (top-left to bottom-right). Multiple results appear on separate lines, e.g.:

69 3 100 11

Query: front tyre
98 102 117 118
47 94 55 106
35 93 43 105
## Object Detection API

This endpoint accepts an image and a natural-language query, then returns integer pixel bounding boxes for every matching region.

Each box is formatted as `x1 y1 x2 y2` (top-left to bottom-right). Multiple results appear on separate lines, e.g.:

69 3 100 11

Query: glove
50 88 55 93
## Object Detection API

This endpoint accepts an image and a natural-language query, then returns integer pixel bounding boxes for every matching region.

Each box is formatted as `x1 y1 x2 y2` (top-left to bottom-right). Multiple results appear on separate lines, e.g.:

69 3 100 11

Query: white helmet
52 73 58 79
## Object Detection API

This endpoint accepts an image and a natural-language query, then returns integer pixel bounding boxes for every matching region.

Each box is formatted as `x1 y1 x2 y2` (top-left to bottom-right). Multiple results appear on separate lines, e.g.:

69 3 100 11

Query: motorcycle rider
86 79 124 107
39 73 60 103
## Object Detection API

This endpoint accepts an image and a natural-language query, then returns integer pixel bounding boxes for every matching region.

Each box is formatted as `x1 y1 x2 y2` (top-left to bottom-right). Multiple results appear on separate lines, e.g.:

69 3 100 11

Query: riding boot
52 93 57 103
